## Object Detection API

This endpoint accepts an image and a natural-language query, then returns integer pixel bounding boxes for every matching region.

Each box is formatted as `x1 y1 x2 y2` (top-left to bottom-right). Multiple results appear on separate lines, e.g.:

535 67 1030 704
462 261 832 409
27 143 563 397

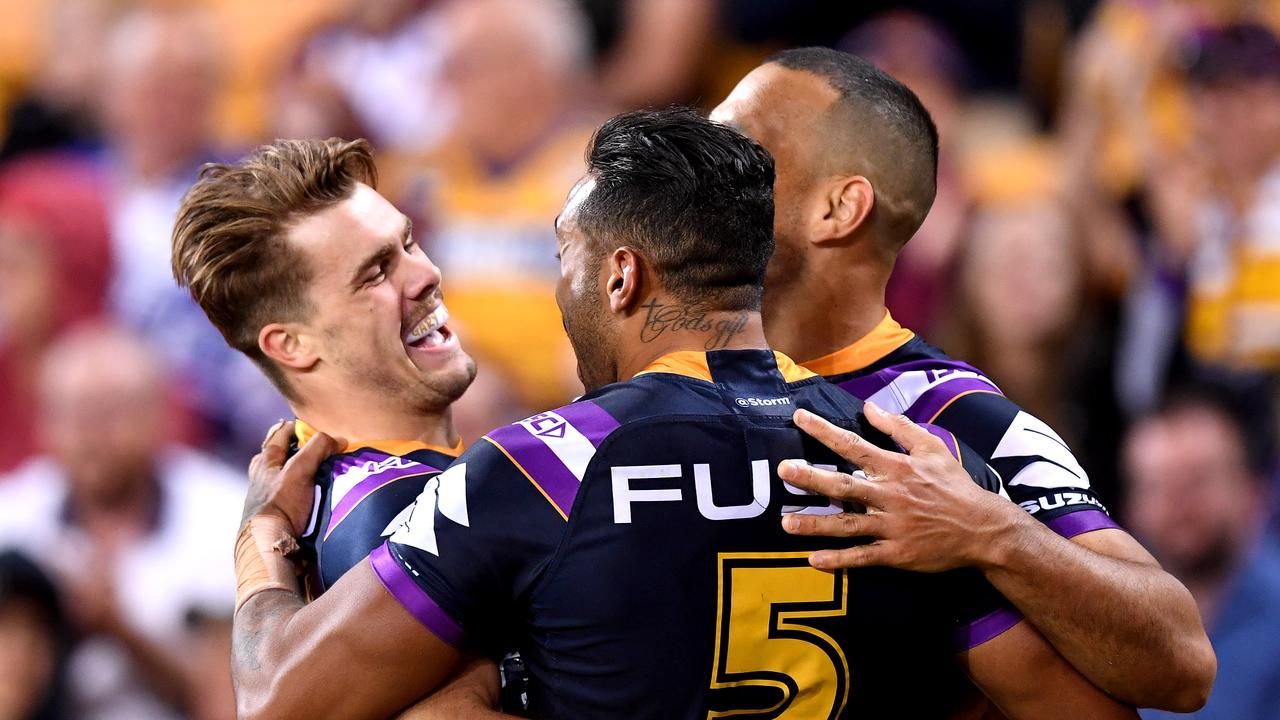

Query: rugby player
171 138 522 711
171 138 471 598
225 110 1135 718
707 47 1215 710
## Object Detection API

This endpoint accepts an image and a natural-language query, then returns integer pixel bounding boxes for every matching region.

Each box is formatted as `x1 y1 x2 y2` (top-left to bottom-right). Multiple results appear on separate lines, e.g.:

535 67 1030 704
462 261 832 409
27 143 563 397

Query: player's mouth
403 304 457 352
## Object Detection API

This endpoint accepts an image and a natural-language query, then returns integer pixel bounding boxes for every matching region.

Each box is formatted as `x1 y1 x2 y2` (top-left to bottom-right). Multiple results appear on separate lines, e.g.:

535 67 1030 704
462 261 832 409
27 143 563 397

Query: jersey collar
635 350 817 383
799 310 916 377
293 419 464 458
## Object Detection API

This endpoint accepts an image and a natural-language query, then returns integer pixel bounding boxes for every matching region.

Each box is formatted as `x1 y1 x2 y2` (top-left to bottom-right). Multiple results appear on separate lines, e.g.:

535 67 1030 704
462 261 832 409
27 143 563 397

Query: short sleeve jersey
374 349 1020 718
293 421 461 596
803 312 1119 539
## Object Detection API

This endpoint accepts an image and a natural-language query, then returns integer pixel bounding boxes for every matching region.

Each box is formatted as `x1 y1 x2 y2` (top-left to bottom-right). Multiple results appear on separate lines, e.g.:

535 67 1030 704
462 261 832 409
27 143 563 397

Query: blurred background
0 0 1278 717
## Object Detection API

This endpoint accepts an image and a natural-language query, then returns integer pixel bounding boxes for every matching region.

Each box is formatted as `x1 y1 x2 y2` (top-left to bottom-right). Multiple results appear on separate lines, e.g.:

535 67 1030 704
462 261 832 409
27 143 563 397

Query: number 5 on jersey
708 552 851 719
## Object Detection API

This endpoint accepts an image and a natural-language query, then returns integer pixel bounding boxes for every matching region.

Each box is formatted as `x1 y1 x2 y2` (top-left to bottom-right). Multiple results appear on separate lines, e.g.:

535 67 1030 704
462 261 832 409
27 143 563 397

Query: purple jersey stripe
837 374 894 402
370 542 465 648
486 424 582 518
1046 509 1120 539
904 378 1001 424
832 358 991 399
920 423 960 459
556 400 621 447
954 607 1024 651
325 455 440 539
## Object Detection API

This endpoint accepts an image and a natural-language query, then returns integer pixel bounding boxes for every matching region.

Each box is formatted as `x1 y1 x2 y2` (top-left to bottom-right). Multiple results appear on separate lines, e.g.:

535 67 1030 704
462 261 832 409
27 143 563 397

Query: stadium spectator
0 551 71 720
578 0 717 109
1125 388 1280 719
283 0 452 153
1178 23 1280 371
398 0 598 412
945 178 1084 438
0 0 111 162
0 325 243 720
0 153 111 474
96 4 287 461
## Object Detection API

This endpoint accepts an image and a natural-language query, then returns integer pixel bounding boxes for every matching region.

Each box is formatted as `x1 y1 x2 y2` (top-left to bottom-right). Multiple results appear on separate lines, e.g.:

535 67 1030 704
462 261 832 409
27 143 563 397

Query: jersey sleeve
929 391 1119 539
373 437 567 654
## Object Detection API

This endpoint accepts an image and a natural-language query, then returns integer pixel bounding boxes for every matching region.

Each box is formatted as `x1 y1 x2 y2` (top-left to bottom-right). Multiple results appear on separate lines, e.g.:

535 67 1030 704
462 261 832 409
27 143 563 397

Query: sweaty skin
710 61 1214 712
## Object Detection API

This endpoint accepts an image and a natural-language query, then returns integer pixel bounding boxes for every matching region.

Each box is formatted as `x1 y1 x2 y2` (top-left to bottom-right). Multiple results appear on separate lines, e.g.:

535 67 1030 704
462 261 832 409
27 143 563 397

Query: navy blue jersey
294 421 460 596
806 313 1119 540
375 349 1019 718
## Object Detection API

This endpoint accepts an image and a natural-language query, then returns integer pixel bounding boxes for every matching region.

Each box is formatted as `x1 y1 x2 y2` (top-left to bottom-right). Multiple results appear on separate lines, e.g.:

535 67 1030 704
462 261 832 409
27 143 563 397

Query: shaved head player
708 48 1213 711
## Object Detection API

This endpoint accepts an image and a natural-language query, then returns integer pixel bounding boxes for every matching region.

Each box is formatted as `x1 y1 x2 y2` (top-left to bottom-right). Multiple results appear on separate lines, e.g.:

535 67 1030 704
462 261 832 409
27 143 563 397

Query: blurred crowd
0 0 1278 717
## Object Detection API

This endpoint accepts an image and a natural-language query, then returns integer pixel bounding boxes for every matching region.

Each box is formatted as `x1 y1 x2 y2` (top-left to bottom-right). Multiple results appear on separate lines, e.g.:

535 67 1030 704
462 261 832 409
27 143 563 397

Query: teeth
405 305 449 344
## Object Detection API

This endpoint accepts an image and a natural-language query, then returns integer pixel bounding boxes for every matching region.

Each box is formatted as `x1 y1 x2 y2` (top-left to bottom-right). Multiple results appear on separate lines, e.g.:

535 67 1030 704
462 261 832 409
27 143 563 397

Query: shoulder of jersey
318 446 449 526
827 343 1006 422
477 379 711 520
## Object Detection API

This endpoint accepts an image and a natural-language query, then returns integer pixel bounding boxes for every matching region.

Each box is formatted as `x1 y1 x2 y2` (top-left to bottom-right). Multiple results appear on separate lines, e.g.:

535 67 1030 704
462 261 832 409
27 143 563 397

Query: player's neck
616 302 769 381
763 257 891 363
292 400 459 452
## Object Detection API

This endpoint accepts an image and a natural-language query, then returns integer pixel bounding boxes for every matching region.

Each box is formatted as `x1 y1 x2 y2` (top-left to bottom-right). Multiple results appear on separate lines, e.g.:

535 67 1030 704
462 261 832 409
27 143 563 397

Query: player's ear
607 247 641 314
259 323 319 372
814 175 874 245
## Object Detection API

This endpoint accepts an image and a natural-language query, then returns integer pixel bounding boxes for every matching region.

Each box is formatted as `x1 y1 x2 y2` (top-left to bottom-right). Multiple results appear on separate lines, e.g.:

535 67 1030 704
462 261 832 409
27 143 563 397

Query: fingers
793 408 896 472
262 418 289 449
282 429 341 480
778 461 887 509
862 401 946 456
809 543 895 571
257 419 295 469
782 511 885 539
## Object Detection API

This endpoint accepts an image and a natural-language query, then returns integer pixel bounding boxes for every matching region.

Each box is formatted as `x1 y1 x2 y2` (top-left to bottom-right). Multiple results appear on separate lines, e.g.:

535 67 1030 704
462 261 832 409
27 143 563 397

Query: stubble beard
564 299 615 393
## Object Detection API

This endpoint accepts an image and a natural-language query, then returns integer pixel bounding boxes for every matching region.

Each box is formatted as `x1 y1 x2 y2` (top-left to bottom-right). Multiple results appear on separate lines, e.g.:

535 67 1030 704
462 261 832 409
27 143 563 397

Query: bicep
260 559 460 720
958 621 1137 720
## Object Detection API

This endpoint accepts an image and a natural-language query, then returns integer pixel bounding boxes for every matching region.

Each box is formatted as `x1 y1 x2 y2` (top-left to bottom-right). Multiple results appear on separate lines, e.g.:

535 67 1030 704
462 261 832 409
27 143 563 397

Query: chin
424 352 478 407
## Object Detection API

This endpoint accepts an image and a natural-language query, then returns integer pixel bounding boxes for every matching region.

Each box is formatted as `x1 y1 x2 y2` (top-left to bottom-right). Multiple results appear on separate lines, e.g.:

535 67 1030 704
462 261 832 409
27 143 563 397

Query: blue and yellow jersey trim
635 350 818 383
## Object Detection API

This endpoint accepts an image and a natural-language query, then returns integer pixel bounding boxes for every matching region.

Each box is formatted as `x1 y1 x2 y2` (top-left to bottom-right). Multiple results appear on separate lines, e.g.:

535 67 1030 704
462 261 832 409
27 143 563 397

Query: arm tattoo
640 299 749 350
241 483 274 528
231 590 305 680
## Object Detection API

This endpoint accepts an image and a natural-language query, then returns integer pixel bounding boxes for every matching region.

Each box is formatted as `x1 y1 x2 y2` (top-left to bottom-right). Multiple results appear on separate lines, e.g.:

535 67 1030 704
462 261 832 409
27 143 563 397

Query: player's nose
404 249 442 302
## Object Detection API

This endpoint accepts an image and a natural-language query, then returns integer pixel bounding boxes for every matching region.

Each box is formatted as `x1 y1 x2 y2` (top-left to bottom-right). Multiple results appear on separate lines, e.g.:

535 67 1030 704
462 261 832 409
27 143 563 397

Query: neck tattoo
640 299 750 350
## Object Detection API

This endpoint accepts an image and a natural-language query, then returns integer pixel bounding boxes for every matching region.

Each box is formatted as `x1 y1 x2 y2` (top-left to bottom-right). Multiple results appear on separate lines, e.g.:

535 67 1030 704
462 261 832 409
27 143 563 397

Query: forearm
976 509 1213 710
231 561 461 720
964 622 1137 720
396 656 509 720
